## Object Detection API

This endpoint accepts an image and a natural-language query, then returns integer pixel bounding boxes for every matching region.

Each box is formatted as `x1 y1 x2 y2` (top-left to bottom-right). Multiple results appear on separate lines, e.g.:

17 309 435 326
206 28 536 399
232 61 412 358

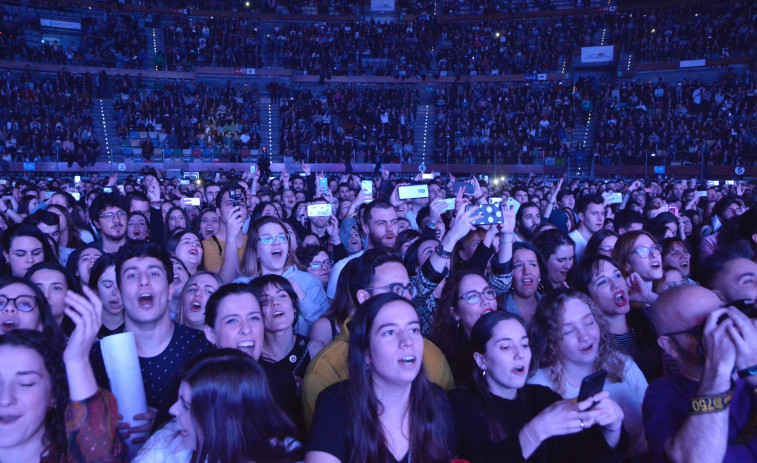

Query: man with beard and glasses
644 285 757 462
326 200 399 299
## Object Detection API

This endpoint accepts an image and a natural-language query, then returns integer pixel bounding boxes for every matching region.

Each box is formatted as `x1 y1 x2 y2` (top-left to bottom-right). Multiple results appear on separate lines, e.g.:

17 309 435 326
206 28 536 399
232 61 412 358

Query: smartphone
183 197 201 207
180 179 190 185
725 180 735 185
467 204 504 225
398 184 429 200
669 206 678 217
453 181 475 195
307 203 332 217
697 191 708 197
604 192 623 205
103 187 113 193
319 177 328 193
250 165 256 174
229 188 242 207
421 173 435 180
74 175 81 184
43 191 53 201
117 185 125 195
71 192 81 201
361 180 373 203
707 180 720 187
506 197 521 216
488 197 503 205
0 180 7 185
577 369 607 408
436 198 456 211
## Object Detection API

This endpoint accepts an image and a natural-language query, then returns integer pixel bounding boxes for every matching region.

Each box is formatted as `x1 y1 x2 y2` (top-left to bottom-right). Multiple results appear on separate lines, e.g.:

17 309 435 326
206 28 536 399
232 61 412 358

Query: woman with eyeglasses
296 244 333 289
0 276 63 338
583 229 620 262
236 216 329 336
430 269 499 383
450 311 627 463
613 230 663 309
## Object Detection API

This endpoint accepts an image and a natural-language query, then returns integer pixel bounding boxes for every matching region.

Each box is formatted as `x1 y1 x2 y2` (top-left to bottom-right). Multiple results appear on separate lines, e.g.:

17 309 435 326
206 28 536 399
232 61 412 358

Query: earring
482 369 487 377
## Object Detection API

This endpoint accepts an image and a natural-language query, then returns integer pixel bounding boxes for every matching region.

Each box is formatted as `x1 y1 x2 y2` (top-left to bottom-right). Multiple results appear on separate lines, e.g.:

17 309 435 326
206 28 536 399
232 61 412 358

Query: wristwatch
738 364 757 379
435 244 452 259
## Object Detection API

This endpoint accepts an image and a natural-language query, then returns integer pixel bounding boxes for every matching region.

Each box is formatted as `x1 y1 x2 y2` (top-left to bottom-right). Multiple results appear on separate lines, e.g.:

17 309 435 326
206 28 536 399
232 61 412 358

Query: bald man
643 285 757 463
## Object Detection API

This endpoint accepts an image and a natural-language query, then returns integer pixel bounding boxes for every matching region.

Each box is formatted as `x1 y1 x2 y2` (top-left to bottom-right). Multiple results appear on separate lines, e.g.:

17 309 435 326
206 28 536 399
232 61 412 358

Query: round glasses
0 295 39 312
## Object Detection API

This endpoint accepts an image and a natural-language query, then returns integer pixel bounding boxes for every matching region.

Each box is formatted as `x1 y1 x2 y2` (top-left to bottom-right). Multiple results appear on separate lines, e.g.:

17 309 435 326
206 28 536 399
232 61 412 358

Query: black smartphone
453 181 475 195
577 369 607 409
229 188 242 207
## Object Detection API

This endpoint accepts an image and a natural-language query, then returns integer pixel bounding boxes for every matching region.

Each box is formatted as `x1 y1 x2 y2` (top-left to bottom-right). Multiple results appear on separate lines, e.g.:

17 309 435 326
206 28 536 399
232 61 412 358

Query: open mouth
399 356 416 366
580 344 594 355
237 340 255 355
109 300 122 310
512 365 526 375
614 291 627 307
650 260 661 269
132 231 141 238
205 228 215 236
480 308 494 317
1 320 16 332
522 278 533 286
188 249 199 256
271 249 283 258
273 310 285 318
190 301 202 312
138 293 154 310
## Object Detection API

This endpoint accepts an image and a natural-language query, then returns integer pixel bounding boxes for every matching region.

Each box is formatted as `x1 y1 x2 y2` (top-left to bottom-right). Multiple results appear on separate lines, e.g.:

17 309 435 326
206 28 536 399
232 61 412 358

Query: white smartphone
604 192 623 204
183 197 201 207
488 197 503 205
436 198 456 211
74 175 81 184
307 203 332 217
506 197 521 215
250 165 256 174
361 180 373 203
398 184 429 200
103 187 113 193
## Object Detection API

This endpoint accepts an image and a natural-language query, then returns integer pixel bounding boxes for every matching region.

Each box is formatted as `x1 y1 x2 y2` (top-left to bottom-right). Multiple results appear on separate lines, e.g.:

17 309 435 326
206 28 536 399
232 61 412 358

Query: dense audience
432 80 586 164
0 69 99 165
163 16 262 71
0 163 755 462
279 85 418 163
593 79 757 166
111 76 261 157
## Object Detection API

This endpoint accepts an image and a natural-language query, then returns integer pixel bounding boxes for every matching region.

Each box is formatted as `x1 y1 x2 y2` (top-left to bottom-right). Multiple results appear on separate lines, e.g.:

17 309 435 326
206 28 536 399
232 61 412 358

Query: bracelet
689 389 734 415
435 244 452 259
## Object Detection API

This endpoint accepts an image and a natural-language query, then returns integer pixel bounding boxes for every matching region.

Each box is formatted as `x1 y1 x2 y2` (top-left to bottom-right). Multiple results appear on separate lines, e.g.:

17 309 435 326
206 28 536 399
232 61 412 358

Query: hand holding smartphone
577 369 607 410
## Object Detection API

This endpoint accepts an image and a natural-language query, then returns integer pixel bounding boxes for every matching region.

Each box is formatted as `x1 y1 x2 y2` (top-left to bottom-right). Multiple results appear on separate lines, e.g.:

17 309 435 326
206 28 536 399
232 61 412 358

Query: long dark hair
249 274 300 329
429 269 487 379
347 293 453 463
0 329 68 457
183 349 301 463
469 311 529 442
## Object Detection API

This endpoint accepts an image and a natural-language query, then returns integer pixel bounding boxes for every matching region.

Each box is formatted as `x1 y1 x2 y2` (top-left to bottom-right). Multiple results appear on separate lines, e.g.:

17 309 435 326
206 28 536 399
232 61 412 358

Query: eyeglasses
0 295 39 313
309 259 333 270
599 246 614 255
459 288 496 304
365 282 416 298
99 211 127 221
633 245 662 259
258 233 289 245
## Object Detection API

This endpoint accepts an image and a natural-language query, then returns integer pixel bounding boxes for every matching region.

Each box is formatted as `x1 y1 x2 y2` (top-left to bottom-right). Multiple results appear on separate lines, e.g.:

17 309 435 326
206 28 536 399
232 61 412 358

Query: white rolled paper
100 332 149 455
